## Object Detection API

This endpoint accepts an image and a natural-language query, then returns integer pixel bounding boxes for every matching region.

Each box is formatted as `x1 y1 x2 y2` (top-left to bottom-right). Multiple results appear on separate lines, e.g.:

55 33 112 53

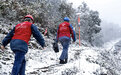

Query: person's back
10 21 33 53
58 21 71 38
12 21 32 44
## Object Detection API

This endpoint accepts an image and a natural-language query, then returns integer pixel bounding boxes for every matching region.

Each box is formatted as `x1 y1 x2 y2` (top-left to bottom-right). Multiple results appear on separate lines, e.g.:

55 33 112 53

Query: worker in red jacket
56 17 76 64
1 15 45 75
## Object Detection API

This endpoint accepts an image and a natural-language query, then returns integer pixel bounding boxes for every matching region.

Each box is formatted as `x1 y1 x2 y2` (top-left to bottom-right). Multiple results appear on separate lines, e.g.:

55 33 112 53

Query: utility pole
77 13 81 46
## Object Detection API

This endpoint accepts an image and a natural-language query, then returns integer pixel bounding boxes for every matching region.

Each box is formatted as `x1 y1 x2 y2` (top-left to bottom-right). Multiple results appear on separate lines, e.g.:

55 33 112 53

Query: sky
68 0 121 26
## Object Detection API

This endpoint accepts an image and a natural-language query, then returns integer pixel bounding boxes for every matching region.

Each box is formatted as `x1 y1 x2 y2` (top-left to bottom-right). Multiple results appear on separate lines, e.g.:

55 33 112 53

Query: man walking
1 15 45 75
56 17 76 64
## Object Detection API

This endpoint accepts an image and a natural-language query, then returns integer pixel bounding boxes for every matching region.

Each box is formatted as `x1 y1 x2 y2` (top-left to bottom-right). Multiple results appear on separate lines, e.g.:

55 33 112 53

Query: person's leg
65 51 68 63
11 51 26 75
59 39 70 63
64 39 70 63
19 56 26 75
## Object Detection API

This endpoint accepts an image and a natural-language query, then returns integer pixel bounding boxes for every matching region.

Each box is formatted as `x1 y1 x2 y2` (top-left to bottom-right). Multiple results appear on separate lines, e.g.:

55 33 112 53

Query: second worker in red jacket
56 17 76 64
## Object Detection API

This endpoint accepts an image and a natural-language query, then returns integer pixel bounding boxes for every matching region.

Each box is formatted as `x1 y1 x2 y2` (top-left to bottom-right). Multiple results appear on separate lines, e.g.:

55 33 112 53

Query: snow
103 38 121 50
71 47 101 75
0 40 108 75
24 45 106 75
0 35 120 75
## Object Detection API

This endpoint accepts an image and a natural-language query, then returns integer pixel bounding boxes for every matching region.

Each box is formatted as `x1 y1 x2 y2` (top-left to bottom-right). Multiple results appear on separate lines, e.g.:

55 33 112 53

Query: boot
59 59 65 64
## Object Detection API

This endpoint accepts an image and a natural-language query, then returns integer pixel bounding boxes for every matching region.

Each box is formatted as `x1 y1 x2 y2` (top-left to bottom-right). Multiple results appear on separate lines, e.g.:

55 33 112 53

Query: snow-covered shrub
97 47 121 75
61 67 79 75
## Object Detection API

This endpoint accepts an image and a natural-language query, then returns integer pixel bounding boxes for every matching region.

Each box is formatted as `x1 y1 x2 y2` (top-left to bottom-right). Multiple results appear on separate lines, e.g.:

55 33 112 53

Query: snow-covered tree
0 0 76 35
77 2 102 46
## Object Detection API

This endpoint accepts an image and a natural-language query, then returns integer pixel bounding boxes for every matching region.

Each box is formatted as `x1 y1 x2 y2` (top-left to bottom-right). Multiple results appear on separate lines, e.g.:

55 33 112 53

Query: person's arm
31 24 45 48
69 24 76 42
2 27 15 47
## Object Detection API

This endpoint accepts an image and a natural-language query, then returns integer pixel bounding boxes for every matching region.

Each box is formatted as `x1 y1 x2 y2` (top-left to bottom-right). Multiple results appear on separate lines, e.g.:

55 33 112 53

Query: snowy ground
0 44 106 75
25 46 103 75
0 37 121 75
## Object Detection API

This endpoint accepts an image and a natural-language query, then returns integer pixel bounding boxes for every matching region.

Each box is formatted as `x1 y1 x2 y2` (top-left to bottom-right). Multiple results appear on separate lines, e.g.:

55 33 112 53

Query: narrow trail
26 45 102 75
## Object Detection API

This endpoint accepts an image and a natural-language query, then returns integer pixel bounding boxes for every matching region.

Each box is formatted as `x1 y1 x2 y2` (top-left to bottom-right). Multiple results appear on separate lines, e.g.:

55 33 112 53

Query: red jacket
12 21 32 44
2 21 45 53
57 22 76 41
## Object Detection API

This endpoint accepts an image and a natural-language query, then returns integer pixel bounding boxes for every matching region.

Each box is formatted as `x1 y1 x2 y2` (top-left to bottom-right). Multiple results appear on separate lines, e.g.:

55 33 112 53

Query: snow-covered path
25 45 107 75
